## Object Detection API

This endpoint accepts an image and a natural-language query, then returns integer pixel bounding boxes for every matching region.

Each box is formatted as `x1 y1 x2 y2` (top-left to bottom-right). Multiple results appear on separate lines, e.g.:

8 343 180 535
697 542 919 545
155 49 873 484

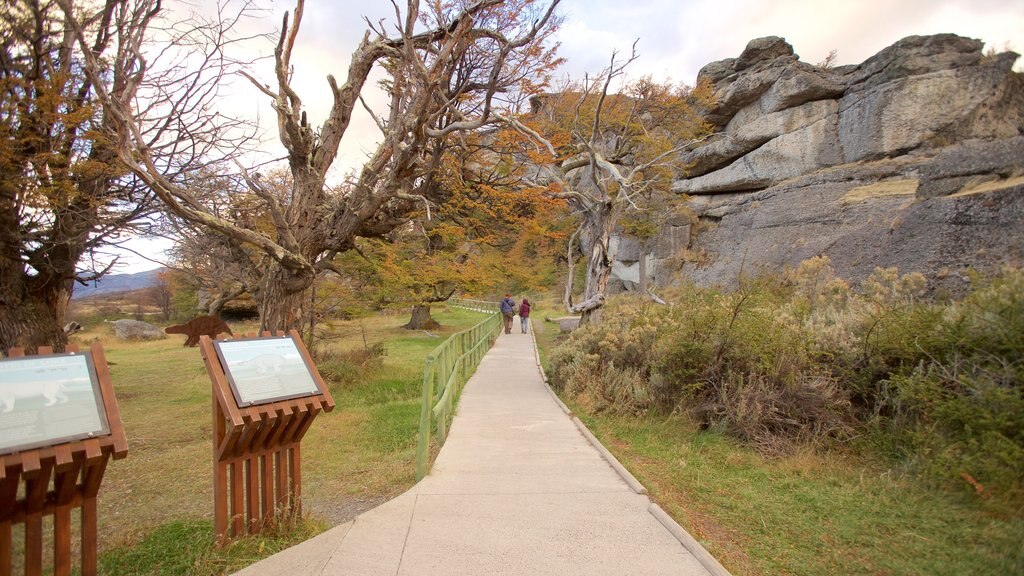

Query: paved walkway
235 327 725 576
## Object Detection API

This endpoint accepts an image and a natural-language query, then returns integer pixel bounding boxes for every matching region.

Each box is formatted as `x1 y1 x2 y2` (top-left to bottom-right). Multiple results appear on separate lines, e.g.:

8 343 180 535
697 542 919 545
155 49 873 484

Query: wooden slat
21 450 41 476
82 439 102 464
81 454 109 499
0 521 11 576
249 411 274 454
54 506 72 576
235 411 261 457
264 404 294 449
82 498 98 576
0 467 18 523
24 459 52 515
261 453 274 526
53 445 74 470
231 460 244 537
246 456 259 532
217 423 246 462
275 450 288 514
26 516 43 576
289 445 302 518
279 401 307 445
291 401 322 445
213 383 228 545
213 462 228 545
54 460 82 507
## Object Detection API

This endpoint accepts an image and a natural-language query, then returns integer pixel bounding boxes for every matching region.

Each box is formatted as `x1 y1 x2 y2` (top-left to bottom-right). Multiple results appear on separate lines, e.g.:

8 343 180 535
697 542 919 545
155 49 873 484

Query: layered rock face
612 34 1024 293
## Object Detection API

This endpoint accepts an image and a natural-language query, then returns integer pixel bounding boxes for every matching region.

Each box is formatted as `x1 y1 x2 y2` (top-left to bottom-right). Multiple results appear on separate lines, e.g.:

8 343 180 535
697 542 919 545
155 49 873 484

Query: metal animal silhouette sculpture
165 316 233 347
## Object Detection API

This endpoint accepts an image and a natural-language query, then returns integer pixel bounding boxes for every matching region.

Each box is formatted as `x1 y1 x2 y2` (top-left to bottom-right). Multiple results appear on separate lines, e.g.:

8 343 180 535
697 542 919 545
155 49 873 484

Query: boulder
556 317 581 333
107 319 166 341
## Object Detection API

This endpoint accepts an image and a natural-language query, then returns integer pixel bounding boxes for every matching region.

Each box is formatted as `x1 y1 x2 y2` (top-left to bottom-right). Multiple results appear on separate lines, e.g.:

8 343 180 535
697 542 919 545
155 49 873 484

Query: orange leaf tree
505 47 715 323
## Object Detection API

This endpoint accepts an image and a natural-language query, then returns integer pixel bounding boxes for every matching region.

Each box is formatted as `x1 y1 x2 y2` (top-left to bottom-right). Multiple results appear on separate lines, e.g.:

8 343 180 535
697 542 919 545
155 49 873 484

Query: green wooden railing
416 308 503 480
447 297 499 313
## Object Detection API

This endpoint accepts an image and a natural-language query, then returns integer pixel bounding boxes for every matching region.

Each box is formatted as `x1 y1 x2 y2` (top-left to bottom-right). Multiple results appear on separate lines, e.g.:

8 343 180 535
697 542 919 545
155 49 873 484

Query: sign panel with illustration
0 352 110 455
213 336 323 407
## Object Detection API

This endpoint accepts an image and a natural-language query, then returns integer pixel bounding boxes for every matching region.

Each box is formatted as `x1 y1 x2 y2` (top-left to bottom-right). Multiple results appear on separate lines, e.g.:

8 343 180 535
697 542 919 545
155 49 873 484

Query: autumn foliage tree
509 51 715 322
62 0 563 333
1 1 168 352
351 135 568 329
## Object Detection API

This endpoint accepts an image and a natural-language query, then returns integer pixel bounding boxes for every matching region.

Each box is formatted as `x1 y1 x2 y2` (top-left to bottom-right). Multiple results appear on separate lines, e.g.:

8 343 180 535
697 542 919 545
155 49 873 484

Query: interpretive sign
1 342 127 576
200 330 334 544
0 352 109 455
213 335 323 407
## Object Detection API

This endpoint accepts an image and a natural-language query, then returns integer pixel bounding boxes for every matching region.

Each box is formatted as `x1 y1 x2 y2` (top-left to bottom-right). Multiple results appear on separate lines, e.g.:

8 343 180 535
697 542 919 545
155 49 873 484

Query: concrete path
235 327 725 576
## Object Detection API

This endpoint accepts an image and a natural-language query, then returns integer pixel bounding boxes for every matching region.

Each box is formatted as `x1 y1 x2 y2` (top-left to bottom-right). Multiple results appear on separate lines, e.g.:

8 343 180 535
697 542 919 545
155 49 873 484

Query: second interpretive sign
212 335 323 407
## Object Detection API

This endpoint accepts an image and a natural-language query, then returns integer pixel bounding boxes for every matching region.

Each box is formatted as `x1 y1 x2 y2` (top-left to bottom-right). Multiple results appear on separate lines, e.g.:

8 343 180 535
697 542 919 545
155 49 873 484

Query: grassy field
529 300 1024 576
18 306 489 575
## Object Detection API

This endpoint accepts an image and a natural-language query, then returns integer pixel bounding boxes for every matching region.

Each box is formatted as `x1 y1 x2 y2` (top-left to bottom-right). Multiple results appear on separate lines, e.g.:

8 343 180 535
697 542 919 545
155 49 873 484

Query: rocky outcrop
608 34 1023 292
674 35 1022 195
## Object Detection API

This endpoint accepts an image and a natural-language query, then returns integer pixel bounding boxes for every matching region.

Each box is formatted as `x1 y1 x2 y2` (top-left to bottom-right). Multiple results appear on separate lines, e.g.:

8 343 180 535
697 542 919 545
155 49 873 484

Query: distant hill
72 268 164 299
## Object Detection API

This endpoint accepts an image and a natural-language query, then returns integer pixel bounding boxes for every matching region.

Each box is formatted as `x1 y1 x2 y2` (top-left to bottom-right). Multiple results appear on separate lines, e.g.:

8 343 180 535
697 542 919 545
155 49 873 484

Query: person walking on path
518 298 531 333
500 293 517 334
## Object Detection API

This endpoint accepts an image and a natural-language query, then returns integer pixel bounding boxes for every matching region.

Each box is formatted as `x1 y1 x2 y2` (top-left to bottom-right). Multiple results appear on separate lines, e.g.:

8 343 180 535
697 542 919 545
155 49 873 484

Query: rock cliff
611 34 1024 293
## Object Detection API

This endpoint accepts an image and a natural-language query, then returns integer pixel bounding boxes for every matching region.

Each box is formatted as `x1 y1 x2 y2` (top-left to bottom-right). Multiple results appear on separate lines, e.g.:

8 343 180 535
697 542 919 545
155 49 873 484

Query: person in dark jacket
499 293 516 334
518 298 531 334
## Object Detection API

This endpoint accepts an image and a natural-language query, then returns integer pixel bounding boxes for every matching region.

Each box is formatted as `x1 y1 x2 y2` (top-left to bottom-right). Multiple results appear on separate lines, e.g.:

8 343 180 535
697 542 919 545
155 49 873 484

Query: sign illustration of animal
244 354 287 375
1 380 69 413
165 316 233 347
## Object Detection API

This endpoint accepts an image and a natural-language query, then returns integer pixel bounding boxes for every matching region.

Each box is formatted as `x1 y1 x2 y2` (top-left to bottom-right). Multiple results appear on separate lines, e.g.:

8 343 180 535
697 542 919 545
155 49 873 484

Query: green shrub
883 269 1024 495
550 261 1024 493
549 299 675 414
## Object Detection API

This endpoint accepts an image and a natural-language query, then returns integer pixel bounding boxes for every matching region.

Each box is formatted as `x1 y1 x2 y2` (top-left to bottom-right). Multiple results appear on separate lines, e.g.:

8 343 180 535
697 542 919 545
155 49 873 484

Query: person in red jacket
518 298 531 334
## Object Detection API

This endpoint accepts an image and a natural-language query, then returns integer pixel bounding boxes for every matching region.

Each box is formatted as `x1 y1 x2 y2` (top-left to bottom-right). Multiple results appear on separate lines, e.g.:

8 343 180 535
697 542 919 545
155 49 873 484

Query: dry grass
11 307 486 574
950 174 1024 197
840 178 918 204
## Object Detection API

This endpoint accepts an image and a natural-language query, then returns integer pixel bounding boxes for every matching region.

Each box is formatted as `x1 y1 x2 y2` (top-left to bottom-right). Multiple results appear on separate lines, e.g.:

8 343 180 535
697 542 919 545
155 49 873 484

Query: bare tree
147 270 174 320
62 0 563 332
507 50 714 323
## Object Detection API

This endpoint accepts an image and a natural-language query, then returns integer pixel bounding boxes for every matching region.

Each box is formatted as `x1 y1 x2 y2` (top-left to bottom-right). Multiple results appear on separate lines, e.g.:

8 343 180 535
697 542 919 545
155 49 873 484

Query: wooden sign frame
199 330 334 544
0 343 128 576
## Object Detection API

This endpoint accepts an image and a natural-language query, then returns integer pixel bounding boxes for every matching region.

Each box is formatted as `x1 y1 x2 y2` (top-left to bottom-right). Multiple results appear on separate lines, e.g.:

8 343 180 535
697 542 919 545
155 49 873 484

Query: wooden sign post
0 343 128 576
199 330 334 544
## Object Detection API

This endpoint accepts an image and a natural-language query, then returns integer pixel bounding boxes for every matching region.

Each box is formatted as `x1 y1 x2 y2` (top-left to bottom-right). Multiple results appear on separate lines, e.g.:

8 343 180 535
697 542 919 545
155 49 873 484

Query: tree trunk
0 280 70 354
638 240 649 295
251 262 314 334
404 304 440 330
572 201 617 325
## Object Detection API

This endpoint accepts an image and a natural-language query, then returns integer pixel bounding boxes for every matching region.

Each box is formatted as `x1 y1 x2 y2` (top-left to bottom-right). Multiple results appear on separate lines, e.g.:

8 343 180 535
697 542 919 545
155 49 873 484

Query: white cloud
551 0 1024 82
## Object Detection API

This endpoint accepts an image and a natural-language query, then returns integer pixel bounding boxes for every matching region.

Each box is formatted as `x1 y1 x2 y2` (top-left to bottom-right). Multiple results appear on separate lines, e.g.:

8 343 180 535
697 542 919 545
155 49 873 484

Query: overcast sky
113 0 1024 274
